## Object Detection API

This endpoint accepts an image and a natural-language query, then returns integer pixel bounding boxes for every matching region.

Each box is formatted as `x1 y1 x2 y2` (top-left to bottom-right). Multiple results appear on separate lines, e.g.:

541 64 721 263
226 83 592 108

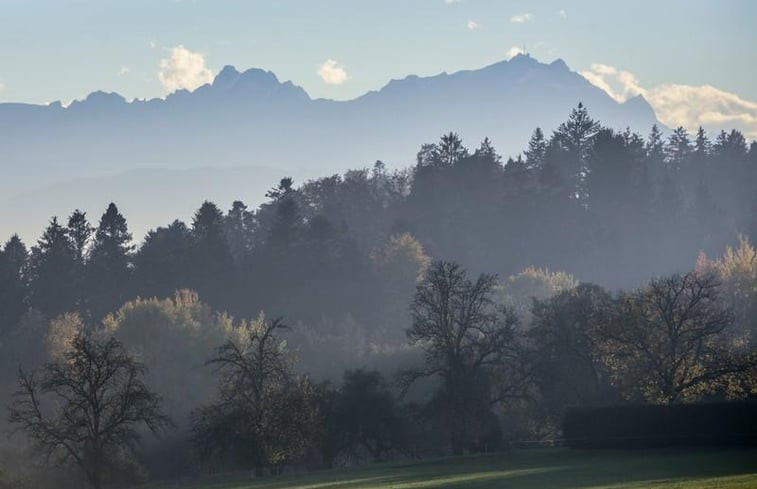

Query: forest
0 104 756 488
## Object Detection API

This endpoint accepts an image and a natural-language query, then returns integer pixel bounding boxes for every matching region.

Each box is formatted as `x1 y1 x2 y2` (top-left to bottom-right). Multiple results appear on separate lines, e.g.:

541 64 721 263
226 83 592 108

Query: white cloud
467 20 479 30
158 45 214 93
505 46 525 59
558 9 567 18
148 40 156 49
581 63 757 139
510 13 533 23
317 59 348 85
0 82 4 91
445 0 463 4
117 66 130 76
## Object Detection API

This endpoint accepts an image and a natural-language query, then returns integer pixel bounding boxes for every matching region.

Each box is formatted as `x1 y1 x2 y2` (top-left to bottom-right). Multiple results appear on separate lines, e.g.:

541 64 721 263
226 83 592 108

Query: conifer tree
67 209 94 266
86 203 134 321
524 127 547 169
190 201 235 308
29 218 78 316
0 235 28 333
133 220 193 299
553 103 600 200
666 126 692 169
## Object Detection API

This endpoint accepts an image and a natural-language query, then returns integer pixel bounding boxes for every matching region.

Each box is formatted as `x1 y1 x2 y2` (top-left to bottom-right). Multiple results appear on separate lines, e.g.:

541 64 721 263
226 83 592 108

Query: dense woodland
1 104 756 488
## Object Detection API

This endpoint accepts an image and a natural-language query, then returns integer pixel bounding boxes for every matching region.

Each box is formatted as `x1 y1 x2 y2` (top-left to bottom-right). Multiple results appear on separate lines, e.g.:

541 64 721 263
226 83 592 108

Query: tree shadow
169 448 757 489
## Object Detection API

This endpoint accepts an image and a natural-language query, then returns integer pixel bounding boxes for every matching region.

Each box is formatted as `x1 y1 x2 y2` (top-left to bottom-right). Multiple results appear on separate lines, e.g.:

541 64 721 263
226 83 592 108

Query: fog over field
0 2 755 489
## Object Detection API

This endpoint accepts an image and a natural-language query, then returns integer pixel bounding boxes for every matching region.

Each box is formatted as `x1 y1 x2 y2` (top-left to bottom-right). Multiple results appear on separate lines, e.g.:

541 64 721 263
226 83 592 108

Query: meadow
145 448 757 489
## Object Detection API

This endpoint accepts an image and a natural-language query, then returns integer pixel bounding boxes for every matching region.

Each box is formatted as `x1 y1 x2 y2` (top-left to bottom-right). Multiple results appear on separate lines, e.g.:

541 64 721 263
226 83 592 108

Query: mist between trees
0 104 756 488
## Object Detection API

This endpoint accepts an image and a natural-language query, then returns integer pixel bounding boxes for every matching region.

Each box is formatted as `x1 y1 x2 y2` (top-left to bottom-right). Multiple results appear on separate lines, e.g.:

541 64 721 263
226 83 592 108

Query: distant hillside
0 54 661 242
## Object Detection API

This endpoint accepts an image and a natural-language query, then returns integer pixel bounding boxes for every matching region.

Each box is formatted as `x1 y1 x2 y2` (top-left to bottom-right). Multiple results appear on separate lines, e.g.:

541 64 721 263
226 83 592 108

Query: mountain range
0 54 661 242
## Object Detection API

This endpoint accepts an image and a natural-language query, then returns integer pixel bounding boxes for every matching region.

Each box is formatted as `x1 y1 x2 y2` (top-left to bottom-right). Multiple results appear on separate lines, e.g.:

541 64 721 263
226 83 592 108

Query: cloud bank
318 59 348 85
158 45 214 93
467 20 479 30
581 63 757 139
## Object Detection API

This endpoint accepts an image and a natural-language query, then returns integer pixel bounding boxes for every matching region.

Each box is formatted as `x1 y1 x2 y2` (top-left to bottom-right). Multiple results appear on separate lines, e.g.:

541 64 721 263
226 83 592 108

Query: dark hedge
563 402 757 448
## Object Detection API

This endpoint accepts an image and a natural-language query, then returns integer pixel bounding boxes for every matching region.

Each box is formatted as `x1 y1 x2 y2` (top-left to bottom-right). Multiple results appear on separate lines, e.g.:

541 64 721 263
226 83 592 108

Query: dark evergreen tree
28 217 78 317
86 203 134 321
553 102 600 200
524 127 547 170
694 127 711 160
0 235 28 334
66 209 94 266
713 129 747 162
666 126 692 170
473 137 500 164
224 200 255 266
134 220 193 299
646 124 666 166
67 209 94 314
435 132 469 167
265 180 302 252
2 234 28 280
190 201 235 309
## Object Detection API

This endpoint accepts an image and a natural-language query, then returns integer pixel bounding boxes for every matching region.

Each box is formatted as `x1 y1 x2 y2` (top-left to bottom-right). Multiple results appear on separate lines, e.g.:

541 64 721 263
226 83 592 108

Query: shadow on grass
161 448 757 489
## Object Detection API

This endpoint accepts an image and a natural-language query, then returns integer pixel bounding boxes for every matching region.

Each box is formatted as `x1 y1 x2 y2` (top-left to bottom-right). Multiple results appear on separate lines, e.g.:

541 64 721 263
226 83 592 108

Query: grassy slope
160 448 757 489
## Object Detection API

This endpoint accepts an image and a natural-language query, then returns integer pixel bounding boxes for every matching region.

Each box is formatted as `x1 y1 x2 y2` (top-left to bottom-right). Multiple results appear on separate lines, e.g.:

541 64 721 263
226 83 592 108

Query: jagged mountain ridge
0 54 661 241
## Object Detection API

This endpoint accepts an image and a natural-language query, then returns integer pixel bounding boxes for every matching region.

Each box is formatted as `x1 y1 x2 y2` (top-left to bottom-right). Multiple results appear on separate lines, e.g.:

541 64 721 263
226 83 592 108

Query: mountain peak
68 90 126 110
622 93 657 117
85 91 126 103
213 65 241 87
549 58 569 70
239 67 280 85
509 53 536 63
211 65 284 91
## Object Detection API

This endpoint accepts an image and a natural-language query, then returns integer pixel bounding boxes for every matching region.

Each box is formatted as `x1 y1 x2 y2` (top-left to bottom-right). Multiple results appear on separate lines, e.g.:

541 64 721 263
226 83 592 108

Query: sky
0 0 755 137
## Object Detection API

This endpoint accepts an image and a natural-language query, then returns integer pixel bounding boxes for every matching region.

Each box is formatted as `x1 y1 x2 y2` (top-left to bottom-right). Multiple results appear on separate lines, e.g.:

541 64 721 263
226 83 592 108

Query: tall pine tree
190 201 235 309
29 217 78 317
86 203 134 321
0 235 28 334
553 103 600 201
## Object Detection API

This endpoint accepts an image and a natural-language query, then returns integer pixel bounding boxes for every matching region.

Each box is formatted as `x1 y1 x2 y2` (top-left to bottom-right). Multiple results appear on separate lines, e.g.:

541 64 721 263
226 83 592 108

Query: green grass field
152 448 757 489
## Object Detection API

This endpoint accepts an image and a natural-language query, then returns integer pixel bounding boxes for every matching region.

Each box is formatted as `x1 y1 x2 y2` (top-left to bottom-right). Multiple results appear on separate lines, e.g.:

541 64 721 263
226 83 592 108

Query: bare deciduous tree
193 313 319 474
8 334 169 489
601 271 755 403
401 261 527 455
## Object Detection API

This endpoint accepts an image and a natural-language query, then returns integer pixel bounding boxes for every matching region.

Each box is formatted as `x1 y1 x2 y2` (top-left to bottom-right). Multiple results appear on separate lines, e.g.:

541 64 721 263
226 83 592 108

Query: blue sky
0 0 755 136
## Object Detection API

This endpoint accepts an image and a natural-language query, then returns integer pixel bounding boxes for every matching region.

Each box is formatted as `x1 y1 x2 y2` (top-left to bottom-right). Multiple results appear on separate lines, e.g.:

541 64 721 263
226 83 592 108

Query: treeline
1 104 757 333
1 256 755 488
0 103 753 377
1 104 757 487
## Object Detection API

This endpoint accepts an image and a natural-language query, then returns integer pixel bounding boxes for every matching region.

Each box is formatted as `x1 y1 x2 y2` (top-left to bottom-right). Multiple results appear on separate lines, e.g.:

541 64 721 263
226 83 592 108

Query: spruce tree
133 220 193 299
0 235 28 334
86 203 134 321
553 103 600 200
191 201 235 309
524 127 547 170
666 126 692 170
67 209 94 266
646 124 666 164
29 217 78 316
224 200 255 266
